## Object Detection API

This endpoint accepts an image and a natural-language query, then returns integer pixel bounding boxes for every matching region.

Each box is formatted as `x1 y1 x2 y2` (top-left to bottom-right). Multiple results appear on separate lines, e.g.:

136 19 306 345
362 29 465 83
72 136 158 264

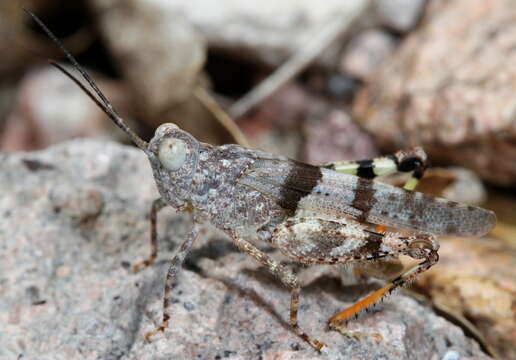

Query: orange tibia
329 283 394 326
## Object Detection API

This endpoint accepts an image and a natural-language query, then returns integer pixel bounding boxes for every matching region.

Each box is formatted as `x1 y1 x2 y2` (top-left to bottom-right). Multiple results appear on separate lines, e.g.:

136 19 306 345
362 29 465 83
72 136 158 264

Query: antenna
24 9 148 151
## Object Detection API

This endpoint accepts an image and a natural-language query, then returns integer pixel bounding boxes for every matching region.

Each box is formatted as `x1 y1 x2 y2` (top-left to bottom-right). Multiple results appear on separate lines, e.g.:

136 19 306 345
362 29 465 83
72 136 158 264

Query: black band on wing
355 159 376 179
279 162 323 210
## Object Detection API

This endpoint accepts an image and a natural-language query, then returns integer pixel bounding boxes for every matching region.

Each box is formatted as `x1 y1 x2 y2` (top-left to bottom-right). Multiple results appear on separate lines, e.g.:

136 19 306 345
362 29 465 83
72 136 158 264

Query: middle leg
230 234 326 351
269 216 439 336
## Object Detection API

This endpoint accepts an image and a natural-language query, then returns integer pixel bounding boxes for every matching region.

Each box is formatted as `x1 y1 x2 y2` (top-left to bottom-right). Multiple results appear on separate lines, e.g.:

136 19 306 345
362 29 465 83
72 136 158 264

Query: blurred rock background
1 0 515 359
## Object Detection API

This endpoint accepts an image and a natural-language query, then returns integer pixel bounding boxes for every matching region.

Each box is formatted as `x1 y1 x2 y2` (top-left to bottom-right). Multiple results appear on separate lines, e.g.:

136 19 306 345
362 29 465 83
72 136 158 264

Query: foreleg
133 197 167 272
145 223 199 341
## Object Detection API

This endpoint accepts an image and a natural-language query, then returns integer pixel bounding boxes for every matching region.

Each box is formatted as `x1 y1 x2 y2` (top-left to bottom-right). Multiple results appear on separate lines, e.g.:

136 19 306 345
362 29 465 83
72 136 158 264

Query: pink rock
354 0 516 185
304 109 378 164
1 66 129 151
340 29 398 81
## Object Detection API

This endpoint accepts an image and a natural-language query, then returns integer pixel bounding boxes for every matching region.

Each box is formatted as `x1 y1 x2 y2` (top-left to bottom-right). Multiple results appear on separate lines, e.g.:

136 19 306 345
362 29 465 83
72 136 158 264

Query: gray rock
146 0 368 66
91 0 206 113
374 0 427 32
0 140 491 359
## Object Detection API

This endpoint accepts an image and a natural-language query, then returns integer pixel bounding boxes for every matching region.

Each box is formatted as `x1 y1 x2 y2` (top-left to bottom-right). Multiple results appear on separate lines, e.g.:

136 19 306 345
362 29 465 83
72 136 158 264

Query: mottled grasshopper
29 11 496 352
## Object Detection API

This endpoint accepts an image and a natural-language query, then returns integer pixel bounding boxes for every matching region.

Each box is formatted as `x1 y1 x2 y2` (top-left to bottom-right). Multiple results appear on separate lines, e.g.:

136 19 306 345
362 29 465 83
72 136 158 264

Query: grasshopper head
149 123 193 167
147 123 200 202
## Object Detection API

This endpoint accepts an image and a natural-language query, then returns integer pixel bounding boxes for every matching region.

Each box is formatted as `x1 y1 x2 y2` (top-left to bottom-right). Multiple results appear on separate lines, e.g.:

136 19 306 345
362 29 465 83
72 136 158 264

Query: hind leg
270 216 438 340
323 147 428 191
329 250 439 333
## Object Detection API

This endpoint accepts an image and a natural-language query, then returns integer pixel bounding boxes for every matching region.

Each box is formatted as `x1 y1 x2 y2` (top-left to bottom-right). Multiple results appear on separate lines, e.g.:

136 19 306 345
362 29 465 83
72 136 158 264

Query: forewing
238 158 323 210
239 158 496 237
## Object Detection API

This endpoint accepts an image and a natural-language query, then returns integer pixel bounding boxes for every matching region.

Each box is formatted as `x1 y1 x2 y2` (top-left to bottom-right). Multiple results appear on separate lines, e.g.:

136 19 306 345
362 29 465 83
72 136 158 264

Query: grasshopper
28 11 496 352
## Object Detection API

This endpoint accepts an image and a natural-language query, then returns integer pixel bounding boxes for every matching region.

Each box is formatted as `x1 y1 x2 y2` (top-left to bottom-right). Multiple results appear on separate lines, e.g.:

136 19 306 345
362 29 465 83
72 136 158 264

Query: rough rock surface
353 0 516 186
0 140 491 359
416 236 516 360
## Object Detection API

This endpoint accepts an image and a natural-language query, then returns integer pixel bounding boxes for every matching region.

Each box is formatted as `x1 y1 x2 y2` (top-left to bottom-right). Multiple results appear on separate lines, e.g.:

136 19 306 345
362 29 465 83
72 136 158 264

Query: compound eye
158 137 188 171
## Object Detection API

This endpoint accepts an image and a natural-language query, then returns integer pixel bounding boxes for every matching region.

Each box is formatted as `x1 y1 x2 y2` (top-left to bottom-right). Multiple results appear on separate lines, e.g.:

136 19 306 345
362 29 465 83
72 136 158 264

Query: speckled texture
0 140 492 359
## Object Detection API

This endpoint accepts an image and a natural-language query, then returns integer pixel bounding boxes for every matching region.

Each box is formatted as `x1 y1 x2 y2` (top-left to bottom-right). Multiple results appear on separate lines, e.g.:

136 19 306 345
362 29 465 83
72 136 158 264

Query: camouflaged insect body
147 124 494 264
29 10 497 352
142 124 494 351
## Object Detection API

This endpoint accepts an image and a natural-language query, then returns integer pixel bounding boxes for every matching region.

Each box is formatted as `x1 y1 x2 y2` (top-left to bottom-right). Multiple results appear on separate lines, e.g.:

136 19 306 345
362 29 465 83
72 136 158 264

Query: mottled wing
238 158 322 210
238 158 496 237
